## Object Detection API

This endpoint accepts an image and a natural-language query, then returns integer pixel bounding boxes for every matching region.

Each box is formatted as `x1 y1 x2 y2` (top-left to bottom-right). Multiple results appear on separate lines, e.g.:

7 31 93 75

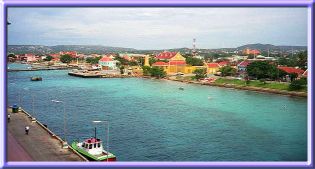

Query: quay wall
18 107 89 162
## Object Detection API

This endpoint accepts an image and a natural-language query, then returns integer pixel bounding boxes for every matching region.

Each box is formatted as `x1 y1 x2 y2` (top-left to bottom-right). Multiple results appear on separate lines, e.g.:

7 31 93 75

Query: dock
8 67 70 72
7 107 88 161
68 71 133 78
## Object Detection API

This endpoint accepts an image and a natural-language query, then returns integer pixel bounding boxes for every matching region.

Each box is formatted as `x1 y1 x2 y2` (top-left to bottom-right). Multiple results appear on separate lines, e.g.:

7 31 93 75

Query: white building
98 56 118 70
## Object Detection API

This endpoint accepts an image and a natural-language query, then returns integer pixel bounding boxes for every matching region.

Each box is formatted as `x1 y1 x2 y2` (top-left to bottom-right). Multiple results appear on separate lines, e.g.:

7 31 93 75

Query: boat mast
94 127 97 139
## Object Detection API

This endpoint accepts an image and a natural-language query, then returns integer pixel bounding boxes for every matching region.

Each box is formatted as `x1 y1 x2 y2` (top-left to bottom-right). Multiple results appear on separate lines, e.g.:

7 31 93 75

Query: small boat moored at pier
71 128 116 162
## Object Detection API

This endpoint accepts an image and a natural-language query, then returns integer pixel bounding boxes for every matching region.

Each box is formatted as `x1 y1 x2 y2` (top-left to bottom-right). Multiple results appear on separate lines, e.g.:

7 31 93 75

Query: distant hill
236 43 307 51
7 45 137 55
7 43 307 55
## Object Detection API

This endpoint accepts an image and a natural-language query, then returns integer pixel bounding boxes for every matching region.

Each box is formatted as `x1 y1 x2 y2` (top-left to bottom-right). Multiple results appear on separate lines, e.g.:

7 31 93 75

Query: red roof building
218 61 229 67
207 63 220 68
278 66 305 76
155 51 178 60
238 60 251 67
99 56 113 62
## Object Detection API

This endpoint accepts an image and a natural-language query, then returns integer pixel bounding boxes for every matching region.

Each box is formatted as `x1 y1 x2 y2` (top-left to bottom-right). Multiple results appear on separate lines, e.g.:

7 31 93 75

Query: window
82 143 85 148
98 143 101 147
85 144 88 149
94 143 96 148
89 144 92 149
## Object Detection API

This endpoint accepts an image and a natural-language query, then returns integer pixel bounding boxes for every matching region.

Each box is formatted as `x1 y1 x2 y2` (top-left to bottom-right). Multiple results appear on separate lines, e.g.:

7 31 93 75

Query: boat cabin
80 138 104 155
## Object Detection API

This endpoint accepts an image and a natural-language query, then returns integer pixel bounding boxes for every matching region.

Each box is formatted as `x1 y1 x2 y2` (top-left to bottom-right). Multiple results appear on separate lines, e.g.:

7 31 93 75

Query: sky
7 7 308 50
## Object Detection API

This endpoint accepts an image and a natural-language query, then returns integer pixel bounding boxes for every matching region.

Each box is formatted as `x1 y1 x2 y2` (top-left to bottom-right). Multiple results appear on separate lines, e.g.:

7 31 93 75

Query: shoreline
141 76 307 98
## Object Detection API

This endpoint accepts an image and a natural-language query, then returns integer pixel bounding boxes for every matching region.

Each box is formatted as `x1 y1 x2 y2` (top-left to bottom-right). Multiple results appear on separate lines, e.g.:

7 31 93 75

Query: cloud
7 7 308 49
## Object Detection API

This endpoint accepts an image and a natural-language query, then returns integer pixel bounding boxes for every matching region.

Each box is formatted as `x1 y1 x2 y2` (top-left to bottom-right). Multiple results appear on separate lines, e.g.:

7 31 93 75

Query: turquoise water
7 64 307 161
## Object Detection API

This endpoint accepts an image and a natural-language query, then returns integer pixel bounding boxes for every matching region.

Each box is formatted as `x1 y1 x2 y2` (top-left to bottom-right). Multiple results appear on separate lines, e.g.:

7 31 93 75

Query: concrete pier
7 108 87 161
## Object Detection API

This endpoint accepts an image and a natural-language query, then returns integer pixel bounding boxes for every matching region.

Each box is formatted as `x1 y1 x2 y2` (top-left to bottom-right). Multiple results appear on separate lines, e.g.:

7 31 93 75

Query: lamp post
21 88 36 121
51 99 68 149
92 120 109 162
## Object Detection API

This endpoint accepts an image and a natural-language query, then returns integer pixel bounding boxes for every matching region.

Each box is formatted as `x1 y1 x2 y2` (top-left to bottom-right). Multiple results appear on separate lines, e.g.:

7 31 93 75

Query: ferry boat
71 128 116 162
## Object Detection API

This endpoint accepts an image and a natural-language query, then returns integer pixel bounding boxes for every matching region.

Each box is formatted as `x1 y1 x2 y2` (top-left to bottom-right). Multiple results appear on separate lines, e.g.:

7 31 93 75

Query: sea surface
7 63 308 161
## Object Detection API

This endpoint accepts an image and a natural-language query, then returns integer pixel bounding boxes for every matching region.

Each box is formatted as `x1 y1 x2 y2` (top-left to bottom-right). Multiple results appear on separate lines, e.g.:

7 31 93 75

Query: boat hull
71 142 116 162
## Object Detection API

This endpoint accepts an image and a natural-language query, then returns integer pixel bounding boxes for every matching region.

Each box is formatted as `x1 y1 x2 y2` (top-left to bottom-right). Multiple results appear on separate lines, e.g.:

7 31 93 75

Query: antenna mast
192 38 196 57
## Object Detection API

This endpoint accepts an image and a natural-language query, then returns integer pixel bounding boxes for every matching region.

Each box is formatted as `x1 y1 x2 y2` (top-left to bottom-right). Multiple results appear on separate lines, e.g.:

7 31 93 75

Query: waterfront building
207 63 221 74
218 61 229 67
278 66 305 77
98 56 118 70
237 60 251 72
152 51 209 74
25 54 38 62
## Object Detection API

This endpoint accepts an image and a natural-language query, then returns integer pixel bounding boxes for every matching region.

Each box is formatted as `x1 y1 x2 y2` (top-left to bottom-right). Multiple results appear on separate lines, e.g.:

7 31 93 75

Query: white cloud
8 7 308 49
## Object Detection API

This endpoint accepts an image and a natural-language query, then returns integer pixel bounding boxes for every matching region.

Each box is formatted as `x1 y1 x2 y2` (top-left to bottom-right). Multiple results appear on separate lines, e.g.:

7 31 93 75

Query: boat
179 87 184 90
31 76 42 81
71 128 116 162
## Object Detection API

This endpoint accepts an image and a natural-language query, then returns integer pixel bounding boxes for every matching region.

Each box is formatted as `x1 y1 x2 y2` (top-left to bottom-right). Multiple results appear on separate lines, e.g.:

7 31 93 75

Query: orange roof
238 60 251 67
152 61 168 66
207 63 220 68
156 51 177 60
99 56 113 62
218 61 229 67
278 66 305 75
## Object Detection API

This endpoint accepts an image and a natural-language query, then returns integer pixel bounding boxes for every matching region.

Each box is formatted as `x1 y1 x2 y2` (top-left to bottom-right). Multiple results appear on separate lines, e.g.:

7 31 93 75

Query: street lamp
92 120 109 162
21 88 36 121
51 99 68 149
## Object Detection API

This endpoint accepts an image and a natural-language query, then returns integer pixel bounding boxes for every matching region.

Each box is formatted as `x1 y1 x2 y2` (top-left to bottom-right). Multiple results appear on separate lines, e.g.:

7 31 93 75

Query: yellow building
152 51 206 74
206 63 221 74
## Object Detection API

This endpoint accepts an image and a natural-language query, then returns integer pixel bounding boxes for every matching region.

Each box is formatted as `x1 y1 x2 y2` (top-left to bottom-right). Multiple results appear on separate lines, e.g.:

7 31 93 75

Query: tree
246 61 277 80
86 56 101 64
149 58 157 66
7 53 16 62
219 66 236 77
277 51 307 69
7 53 16 58
60 54 73 63
119 66 125 74
186 57 204 66
289 73 298 82
142 66 151 76
296 51 307 70
43 55 53 61
193 68 207 80
289 77 307 91
149 67 166 78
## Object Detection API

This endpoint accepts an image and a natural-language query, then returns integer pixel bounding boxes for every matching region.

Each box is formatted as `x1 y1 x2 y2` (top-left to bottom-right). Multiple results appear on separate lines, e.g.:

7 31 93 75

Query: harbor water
7 64 307 161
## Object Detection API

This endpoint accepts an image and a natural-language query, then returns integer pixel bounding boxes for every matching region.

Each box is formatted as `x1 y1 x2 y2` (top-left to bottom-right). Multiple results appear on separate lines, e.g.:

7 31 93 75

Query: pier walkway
7 108 86 161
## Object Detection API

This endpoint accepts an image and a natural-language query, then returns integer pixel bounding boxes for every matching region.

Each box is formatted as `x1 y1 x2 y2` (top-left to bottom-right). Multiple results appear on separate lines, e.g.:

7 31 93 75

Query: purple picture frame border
1 0 313 168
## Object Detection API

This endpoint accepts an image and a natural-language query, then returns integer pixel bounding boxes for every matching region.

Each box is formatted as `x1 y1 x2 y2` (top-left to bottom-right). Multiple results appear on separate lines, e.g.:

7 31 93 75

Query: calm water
7 64 307 161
